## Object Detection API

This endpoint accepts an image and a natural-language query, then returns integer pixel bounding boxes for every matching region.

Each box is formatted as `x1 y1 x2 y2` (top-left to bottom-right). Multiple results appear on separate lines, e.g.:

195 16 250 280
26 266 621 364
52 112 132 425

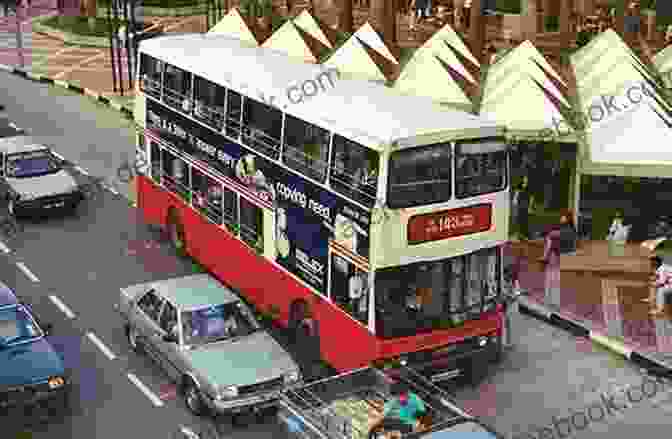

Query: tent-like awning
415 24 478 84
323 22 398 83
292 10 335 49
261 19 328 63
207 7 260 46
479 40 574 140
392 50 472 108
653 44 672 88
571 31 672 174
429 23 480 69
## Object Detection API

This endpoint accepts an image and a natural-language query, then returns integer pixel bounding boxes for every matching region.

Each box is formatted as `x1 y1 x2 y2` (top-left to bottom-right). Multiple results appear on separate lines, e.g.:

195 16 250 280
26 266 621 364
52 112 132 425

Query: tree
339 0 353 34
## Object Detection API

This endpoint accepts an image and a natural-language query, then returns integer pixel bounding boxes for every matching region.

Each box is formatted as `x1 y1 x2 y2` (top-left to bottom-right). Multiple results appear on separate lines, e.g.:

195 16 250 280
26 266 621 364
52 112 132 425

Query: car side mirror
43 323 53 335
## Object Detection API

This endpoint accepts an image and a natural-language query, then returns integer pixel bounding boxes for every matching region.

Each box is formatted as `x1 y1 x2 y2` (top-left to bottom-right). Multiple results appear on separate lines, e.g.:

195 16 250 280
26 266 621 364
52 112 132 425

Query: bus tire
167 208 187 256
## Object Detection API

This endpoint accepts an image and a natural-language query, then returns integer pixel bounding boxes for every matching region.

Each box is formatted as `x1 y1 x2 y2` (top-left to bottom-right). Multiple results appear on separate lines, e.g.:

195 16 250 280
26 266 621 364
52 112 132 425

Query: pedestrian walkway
0 2 202 112
505 242 672 375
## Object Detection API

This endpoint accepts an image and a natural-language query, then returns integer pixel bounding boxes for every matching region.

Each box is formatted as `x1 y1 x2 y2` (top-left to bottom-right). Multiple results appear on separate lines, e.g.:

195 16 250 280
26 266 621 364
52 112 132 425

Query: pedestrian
414 0 428 22
648 256 672 317
542 222 561 309
512 176 534 240
558 209 578 255
424 0 432 18
501 261 523 350
408 0 417 30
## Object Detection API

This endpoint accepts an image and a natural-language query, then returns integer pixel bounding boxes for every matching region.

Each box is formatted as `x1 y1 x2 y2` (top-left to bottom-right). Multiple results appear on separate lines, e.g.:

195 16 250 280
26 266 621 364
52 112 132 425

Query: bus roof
139 33 504 152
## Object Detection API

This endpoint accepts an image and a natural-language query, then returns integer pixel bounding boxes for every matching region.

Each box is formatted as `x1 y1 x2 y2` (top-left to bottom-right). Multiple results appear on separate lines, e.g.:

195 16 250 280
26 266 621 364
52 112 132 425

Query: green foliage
496 0 522 14
545 15 559 32
239 0 273 18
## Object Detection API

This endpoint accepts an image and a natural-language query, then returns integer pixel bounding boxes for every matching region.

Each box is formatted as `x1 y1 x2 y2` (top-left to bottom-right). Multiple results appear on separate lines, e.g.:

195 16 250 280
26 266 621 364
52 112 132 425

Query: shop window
150 141 161 184
242 97 282 160
191 167 223 225
161 149 190 201
329 135 378 206
163 64 192 113
239 197 263 252
193 76 226 131
282 115 330 183
139 54 162 99
222 187 238 231
226 90 242 139
330 255 369 325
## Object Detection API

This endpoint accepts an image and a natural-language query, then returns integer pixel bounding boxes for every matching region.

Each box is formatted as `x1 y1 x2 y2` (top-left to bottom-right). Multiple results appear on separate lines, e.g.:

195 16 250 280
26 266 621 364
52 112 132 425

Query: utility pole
14 1 24 68
107 0 118 93
112 0 124 96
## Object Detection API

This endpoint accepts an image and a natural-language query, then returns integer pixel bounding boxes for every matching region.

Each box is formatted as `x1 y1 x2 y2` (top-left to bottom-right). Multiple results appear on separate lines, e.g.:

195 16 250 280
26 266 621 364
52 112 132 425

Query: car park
0 135 83 216
116 274 303 416
0 281 71 415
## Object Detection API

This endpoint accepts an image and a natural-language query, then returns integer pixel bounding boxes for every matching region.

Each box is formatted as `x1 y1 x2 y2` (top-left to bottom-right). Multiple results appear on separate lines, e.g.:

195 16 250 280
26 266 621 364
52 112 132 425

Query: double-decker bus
134 33 510 383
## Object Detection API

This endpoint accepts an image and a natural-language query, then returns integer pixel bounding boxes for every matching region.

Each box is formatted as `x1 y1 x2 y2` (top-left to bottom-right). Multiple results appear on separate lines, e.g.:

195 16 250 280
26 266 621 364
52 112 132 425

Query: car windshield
0 306 43 347
181 302 258 346
6 150 60 178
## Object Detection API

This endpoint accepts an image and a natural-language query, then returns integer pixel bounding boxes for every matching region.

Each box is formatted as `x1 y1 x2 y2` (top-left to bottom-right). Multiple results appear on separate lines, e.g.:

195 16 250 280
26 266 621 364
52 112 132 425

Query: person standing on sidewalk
502 259 524 349
542 222 561 309
512 176 534 240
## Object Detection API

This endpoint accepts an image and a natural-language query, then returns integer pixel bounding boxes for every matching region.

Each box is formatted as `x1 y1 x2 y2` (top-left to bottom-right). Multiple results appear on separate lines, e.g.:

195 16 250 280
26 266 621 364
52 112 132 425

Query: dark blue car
0 281 71 415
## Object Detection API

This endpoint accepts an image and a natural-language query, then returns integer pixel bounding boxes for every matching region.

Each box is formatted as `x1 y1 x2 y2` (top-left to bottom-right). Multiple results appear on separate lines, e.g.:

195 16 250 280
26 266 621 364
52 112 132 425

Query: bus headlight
284 371 300 383
48 376 65 389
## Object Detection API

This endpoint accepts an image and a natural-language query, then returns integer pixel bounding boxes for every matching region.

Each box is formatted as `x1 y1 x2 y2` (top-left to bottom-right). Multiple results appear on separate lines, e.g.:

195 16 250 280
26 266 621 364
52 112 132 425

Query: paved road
2 70 672 439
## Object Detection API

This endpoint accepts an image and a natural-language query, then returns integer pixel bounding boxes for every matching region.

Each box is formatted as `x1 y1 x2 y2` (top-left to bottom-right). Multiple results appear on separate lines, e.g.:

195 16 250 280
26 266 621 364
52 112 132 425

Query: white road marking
127 373 164 407
86 332 117 360
48 295 76 319
16 262 39 282
0 240 10 253
75 165 89 175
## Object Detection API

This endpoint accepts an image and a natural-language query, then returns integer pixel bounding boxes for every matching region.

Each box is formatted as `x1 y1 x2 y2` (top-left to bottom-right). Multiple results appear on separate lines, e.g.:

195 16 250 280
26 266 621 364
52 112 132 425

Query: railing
163 87 192 113
329 168 377 207
140 75 162 98
191 191 223 225
242 126 281 160
283 143 328 183
161 172 190 202
193 102 225 131
240 222 263 252
225 112 242 139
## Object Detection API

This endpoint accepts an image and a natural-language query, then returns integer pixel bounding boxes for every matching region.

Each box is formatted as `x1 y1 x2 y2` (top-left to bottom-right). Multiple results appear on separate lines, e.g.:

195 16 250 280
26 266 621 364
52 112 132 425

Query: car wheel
184 380 207 416
126 325 142 353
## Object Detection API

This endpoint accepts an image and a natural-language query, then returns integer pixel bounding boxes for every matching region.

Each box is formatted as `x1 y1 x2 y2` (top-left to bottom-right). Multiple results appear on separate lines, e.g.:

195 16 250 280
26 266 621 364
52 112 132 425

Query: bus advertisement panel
146 99 370 295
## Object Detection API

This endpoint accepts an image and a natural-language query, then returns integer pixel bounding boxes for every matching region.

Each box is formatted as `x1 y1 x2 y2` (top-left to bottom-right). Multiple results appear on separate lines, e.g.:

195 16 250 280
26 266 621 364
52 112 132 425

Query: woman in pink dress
543 222 561 309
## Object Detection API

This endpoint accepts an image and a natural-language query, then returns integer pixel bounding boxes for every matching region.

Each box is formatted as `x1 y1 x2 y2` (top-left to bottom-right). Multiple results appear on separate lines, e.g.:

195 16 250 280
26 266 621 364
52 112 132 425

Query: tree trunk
339 0 353 34
369 0 397 54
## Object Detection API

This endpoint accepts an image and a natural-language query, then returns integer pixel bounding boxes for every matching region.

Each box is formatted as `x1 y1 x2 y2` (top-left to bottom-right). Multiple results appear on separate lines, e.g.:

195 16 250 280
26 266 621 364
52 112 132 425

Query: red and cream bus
134 33 510 383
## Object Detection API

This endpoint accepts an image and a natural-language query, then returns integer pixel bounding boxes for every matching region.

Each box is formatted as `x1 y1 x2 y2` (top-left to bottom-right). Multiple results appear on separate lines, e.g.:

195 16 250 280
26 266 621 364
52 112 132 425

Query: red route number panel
407 204 493 245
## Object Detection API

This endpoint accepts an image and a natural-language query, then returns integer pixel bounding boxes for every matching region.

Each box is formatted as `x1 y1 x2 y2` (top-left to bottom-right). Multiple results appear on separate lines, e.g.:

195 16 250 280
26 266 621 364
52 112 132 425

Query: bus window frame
454 139 508 199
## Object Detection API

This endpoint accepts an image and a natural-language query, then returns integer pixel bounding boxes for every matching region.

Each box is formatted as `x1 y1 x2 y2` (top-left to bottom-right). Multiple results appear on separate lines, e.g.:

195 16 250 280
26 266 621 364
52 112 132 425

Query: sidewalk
506 242 672 376
0 3 205 116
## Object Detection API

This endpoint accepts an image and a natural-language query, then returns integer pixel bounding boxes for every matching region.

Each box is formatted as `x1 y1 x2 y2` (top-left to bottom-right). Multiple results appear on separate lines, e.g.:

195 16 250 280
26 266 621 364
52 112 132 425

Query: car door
155 300 183 381
134 289 166 365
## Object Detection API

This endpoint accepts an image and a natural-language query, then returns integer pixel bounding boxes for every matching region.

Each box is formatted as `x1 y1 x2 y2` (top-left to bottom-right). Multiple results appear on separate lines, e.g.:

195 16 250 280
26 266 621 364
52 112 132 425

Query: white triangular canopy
572 30 637 80
207 8 259 46
262 20 319 63
324 34 388 82
418 37 476 83
352 22 398 64
491 40 564 85
586 80 672 164
293 9 333 49
654 44 672 69
393 50 471 105
481 75 572 135
428 23 479 67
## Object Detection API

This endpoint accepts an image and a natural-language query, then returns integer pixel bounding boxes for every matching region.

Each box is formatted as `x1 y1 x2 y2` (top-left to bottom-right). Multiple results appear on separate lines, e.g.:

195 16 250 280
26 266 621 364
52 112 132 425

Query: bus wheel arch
166 207 187 255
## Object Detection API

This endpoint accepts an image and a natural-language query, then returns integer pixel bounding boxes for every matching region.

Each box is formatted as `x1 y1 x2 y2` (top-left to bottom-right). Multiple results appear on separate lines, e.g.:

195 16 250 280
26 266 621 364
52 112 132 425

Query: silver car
117 274 302 416
0 136 83 215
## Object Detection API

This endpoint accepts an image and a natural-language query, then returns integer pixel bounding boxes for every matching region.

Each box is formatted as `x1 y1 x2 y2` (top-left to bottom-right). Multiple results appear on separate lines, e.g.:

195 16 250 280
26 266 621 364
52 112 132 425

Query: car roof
152 274 239 310
0 135 49 155
0 281 19 308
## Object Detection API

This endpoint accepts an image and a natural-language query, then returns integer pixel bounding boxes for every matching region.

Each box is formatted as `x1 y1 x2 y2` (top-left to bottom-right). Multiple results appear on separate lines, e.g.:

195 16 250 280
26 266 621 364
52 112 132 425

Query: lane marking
48 295 75 319
86 332 117 361
16 262 39 282
127 373 164 407
0 240 10 253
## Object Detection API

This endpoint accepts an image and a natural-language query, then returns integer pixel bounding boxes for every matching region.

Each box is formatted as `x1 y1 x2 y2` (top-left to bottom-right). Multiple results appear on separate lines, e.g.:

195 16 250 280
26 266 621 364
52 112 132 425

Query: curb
0 64 134 120
518 296 672 378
